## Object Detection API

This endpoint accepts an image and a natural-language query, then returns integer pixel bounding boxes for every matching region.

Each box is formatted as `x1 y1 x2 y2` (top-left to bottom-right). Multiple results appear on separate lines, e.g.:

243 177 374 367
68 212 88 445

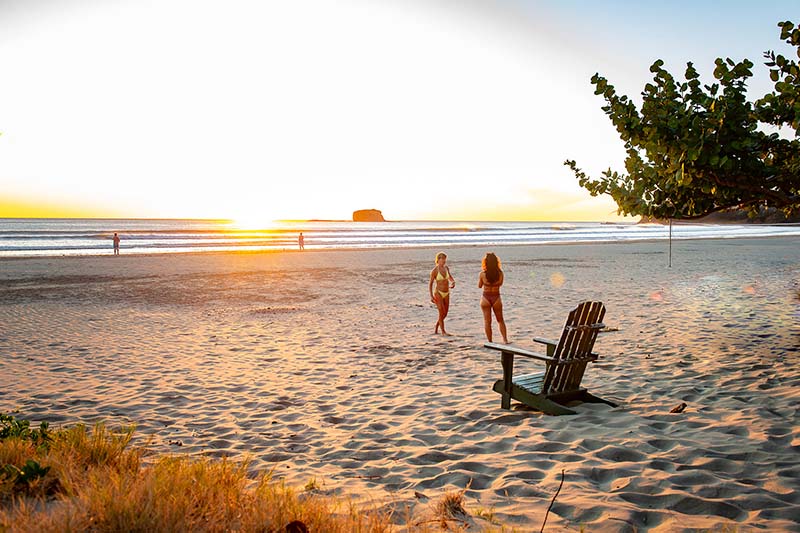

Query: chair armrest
533 337 558 357
484 342 554 362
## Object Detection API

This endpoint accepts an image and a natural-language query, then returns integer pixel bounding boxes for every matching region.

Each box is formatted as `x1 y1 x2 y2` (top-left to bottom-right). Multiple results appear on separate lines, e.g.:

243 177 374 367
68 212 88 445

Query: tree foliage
565 21 800 220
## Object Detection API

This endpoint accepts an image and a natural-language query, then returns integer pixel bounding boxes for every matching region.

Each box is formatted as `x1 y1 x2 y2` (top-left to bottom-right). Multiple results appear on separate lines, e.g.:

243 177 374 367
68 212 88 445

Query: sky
0 0 796 223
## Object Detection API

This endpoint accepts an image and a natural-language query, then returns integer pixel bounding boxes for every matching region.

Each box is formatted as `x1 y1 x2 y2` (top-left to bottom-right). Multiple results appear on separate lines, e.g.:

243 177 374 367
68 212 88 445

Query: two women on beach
429 252 508 343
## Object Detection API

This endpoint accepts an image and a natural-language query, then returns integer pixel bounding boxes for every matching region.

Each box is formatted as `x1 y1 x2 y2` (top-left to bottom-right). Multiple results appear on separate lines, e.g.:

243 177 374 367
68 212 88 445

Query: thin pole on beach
668 218 672 268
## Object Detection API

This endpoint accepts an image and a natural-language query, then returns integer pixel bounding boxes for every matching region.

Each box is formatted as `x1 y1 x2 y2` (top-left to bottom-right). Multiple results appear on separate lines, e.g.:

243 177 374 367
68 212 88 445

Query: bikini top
436 268 449 281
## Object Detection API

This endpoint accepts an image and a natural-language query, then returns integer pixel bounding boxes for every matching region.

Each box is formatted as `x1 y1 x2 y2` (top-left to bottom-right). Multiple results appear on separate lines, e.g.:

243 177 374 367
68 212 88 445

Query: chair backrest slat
543 301 605 394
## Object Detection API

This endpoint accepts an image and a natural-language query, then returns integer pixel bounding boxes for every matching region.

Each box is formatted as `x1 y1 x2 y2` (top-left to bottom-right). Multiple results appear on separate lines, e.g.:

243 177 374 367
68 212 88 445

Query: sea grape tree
565 21 800 220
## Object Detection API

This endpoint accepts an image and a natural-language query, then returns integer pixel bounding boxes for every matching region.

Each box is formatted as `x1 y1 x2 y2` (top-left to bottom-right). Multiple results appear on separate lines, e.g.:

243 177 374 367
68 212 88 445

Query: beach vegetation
303 476 320 492
436 488 468 518
0 414 51 446
474 505 498 524
0 416 516 532
566 20 800 220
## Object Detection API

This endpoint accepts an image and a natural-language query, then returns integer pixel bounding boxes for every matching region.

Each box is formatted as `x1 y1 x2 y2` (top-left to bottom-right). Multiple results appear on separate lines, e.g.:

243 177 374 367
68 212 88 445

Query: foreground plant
0 415 510 532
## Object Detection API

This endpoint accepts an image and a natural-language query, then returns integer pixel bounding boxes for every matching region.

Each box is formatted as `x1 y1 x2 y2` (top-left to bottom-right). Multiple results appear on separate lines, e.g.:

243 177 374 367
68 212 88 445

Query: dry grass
435 489 468 519
10 457 394 533
0 417 515 532
433 489 471 530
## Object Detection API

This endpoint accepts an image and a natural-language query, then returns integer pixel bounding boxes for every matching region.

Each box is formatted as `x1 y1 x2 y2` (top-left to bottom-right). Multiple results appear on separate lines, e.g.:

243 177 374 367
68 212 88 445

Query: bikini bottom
483 292 500 306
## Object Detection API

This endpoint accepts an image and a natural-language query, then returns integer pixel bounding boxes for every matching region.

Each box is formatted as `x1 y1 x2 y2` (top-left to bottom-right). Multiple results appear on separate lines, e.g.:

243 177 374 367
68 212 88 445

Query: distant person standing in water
298 232 305 250
478 252 508 343
113 233 120 255
429 252 455 335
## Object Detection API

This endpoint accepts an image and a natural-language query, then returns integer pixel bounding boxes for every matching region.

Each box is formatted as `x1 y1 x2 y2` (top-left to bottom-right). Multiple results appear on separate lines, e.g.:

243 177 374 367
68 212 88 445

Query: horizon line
0 216 633 224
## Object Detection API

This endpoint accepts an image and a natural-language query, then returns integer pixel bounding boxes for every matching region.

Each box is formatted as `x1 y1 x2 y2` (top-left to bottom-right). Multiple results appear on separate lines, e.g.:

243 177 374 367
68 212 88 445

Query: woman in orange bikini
478 252 508 343
429 252 456 335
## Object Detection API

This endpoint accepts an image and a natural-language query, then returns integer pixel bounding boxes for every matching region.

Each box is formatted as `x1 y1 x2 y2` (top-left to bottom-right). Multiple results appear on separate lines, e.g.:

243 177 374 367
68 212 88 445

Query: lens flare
649 290 664 301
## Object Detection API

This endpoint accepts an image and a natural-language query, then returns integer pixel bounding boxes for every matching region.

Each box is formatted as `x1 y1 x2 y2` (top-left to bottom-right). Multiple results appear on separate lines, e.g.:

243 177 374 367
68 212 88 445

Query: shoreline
2 237 799 530
1 232 799 263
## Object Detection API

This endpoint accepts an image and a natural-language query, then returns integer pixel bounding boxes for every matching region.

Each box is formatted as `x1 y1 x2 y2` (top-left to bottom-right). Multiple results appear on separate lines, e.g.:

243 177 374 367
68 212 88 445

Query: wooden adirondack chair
485 301 617 415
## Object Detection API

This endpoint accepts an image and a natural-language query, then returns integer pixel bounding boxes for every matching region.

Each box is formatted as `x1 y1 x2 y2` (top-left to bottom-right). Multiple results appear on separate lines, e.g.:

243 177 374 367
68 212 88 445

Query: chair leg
501 392 511 410
500 351 514 410
492 379 511 409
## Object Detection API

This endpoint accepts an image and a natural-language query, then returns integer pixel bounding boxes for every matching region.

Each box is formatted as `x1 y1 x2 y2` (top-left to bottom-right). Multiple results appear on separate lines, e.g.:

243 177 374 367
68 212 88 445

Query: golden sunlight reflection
232 216 281 231
550 272 565 288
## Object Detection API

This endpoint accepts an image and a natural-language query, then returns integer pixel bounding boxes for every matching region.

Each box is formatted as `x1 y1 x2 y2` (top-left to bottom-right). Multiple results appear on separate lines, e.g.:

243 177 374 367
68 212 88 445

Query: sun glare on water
232 216 281 231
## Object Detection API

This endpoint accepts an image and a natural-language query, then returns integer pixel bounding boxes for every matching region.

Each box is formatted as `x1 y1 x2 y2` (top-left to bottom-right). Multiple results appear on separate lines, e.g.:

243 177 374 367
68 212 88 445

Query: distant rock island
352 209 385 222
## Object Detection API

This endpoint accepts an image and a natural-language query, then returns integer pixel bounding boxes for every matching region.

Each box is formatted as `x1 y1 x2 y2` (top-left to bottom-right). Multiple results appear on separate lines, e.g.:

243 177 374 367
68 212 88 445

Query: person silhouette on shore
113 233 120 255
298 232 305 250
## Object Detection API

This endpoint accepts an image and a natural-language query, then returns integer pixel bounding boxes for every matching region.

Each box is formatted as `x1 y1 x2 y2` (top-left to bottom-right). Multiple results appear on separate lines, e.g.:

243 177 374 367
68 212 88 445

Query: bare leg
493 298 508 343
439 294 451 335
435 295 446 334
480 297 493 342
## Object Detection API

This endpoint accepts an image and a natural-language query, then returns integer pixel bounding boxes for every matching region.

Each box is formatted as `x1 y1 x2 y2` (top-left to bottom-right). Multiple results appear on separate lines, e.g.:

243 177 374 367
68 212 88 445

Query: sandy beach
1 237 799 531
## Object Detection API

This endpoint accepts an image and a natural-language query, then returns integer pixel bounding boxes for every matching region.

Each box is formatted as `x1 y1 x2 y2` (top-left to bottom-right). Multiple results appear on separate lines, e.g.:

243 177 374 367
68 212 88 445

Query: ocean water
1 218 799 257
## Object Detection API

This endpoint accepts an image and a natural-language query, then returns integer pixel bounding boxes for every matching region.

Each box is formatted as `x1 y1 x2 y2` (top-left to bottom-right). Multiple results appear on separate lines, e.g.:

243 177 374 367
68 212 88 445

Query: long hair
482 252 501 283
435 252 447 264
